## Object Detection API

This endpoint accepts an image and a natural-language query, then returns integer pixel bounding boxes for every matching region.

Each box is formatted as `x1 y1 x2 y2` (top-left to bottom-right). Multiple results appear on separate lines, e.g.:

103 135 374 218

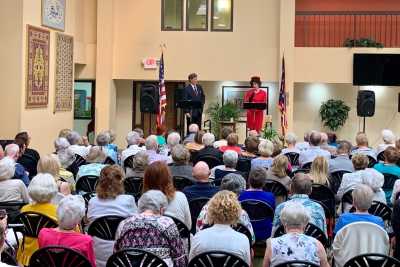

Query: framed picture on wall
222 86 269 120
42 0 66 31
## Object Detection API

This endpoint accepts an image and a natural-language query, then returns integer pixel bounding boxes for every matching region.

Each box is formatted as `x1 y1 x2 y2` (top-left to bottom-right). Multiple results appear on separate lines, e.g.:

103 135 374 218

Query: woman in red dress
244 76 267 133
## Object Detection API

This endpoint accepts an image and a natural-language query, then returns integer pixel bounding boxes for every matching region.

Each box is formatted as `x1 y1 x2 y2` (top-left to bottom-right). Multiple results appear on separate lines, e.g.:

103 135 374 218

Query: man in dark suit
183 73 205 129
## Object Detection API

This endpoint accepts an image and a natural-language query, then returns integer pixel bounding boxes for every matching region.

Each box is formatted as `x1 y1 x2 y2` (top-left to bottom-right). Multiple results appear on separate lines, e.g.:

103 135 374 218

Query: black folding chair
166 215 191 251
236 157 252 179
1 251 17 266
123 155 135 171
232 223 253 247
302 162 312 170
310 184 336 219
88 216 126 241
173 176 194 191
66 154 87 177
124 176 143 202
0 201 26 223
377 151 385 162
196 155 222 169
383 173 399 194
273 223 329 248
106 248 168 267
188 251 249 267
263 180 288 202
76 175 99 194
284 152 300 167
341 190 353 213
367 156 377 168
104 156 116 165
344 253 400 267
275 261 319 267
350 201 392 224
189 197 210 234
329 170 351 194
29 246 92 267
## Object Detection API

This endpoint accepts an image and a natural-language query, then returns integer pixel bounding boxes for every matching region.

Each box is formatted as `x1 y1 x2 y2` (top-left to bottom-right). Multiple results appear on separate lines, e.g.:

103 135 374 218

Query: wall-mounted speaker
140 84 159 114
357 90 375 117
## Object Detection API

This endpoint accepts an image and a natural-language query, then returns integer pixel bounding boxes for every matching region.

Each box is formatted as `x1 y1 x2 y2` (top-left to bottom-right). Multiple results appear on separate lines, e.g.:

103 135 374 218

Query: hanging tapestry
55 33 73 112
26 25 50 108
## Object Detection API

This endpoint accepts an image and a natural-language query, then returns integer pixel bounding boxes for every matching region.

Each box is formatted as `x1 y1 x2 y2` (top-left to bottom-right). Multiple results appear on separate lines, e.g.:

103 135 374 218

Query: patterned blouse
114 214 187 267
196 204 256 244
270 233 320 266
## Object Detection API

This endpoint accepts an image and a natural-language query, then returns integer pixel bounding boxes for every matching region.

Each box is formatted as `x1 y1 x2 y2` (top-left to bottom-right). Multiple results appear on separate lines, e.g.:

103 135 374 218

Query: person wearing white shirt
376 129 396 155
66 131 91 158
281 132 301 155
351 132 377 160
121 131 146 164
299 131 330 167
295 132 312 152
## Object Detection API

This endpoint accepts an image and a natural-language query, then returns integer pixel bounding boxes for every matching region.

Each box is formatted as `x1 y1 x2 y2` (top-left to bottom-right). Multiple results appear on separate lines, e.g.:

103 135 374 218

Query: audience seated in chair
299 131 331 167
295 131 311 152
143 161 191 229
185 131 205 152
66 131 91 159
377 129 396 155
320 132 337 156
272 173 327 236
392 199 400 260
121 131 145 165
5 144 29 187
190 190 251 266
239 167 275 240
182 162 219 203
210 150 240 182
219 133 242 155
126 151 149 178
328 141 354 174
156 125 167 146
38 195 96 267
374 147 400 178
87 165 137 267
169 145 194 180
266 155 291 191
183 124 199 145
165 132 181 162
193 133 222 164
144 135 169 164
0 222 17 267
241 136 260 158
15 132 40 180
114 190 187 267
309 156 330 187
281 132 300 155
0 157 29 203
351 133 377 160
251 139 274 169
76 146 107 181
96 131 118 164
213 127 233 149
263 202 329 267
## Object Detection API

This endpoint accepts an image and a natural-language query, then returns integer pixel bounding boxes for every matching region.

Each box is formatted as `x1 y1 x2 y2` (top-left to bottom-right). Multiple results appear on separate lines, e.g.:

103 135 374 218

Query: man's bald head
192 161 210 182
309 131 322 146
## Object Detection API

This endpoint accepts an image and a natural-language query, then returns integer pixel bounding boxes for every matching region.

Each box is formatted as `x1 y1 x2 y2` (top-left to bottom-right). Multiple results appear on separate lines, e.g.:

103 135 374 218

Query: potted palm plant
206 102 240 137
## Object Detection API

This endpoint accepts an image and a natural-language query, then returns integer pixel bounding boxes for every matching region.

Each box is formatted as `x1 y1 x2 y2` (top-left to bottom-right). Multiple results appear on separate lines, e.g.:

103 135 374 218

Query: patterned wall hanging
26 25 50 108
55 33 74 112
42 0 66 31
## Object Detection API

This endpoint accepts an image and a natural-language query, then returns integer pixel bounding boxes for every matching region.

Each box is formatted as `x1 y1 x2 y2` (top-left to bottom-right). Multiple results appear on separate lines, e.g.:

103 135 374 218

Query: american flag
278 56 288 135
157 53 167 126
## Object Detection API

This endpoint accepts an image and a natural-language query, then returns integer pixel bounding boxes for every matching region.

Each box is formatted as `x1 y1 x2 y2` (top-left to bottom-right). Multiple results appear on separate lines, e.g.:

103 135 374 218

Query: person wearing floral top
272 173 327 236
114 190 187 267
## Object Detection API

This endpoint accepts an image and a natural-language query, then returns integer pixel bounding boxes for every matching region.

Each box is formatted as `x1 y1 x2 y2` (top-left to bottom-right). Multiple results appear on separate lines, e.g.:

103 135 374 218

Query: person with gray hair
299 131 331 167
272 173 327 236
263 202 329 267
251 139 274 169
281 132 301 155
194 133 222 165
328 140 354 174
96 131 118 164
125 150 149 178
334 184 385 234
54 137 70 152
115 190 187 267
38 195 96 267
239 167 276 240
121 131 146 165
67 131 91 158
167 132 181 149
5 143 29 186
76 146 107 181
209 150 240 182
144 135 168 164
0 157 29 203
183 124 199 145
169 145 194 180
377 129 396 154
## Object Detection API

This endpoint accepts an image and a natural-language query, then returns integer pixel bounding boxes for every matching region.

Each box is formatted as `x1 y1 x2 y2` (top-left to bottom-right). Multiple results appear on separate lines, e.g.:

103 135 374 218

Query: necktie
194 85 198 95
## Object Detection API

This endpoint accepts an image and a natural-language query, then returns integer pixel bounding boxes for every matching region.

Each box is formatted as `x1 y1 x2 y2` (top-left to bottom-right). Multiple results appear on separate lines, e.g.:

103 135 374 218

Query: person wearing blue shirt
374 147 400 202
334 184 385 234
4 144 30 186
183 161 219 203
239 167 275 241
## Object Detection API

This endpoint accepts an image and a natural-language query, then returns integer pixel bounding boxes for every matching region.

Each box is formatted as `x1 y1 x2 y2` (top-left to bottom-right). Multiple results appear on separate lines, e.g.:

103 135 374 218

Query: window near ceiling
186 0 208 31
162 0 183 31
211 0 233 31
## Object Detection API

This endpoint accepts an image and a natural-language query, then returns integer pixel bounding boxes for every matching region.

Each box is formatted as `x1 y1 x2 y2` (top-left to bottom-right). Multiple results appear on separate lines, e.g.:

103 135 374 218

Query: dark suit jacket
183 83 205 118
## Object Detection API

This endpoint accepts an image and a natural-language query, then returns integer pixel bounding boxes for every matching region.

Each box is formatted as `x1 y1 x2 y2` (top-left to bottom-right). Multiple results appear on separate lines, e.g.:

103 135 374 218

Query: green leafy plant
206 102 240 137
344 38 384 48
319 99 350 131
262 123 279 141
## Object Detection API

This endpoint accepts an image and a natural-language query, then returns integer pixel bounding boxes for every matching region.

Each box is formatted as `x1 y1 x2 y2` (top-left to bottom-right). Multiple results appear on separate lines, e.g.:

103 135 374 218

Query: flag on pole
157 53 167 127
278 56 288 136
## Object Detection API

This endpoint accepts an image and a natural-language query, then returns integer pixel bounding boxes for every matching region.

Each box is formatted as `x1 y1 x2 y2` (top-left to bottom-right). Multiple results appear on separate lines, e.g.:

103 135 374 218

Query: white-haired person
281 132 300 155
121 131 146 164
209 150 240 182
4 144 29 187
114 190 187 267
190 190 251 265
144 135 169 164
165 131 181 161
125 151 149 178
334 184 384 235
377 129 396 155
66 131 91 158
0 157 29 203
96 131 118 164
251 139 274 169
54 138 77 176
16 173 59 266
194 133 222 163
263 202 329 267
76 146 107 181
169 145 194 180
38 195 95 267
183 123 199 145
351 132 377 160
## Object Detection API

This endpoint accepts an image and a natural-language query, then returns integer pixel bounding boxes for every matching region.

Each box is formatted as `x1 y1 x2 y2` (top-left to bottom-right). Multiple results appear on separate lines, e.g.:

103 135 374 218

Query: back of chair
29 246 92 267
76 175 99 194
343 253 400 267
1 251 17 266
309 184 336 218
106 248 168 267
196 155 222 169
88 216 126 241
236 157 252 179
302 162 312 170
329 170 351 194
284 152 300 167
214 169 238 183
67 154 87 177
0 202 26 223
189 197 210 233
382 173 399 192
124 176 143 202
341 190 353 213
18 212 58 238
123 155 135 170
273 223 328 248
165 215 191 250
350 201 392 223
104 157 116 165
275 261 319 267
377 152 385 162
188 251 249 267
367 156 377 168
240 199 274 222
173 176 194 191
263 180 288 201
232 223 253 247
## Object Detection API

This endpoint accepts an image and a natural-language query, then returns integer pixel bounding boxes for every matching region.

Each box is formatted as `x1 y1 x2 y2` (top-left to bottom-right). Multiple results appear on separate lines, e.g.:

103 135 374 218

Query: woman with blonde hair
309 156 329 186
266 155 291 190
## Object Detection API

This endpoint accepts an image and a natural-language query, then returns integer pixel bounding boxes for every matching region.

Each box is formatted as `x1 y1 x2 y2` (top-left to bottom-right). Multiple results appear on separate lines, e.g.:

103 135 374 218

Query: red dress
244 88 267 132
